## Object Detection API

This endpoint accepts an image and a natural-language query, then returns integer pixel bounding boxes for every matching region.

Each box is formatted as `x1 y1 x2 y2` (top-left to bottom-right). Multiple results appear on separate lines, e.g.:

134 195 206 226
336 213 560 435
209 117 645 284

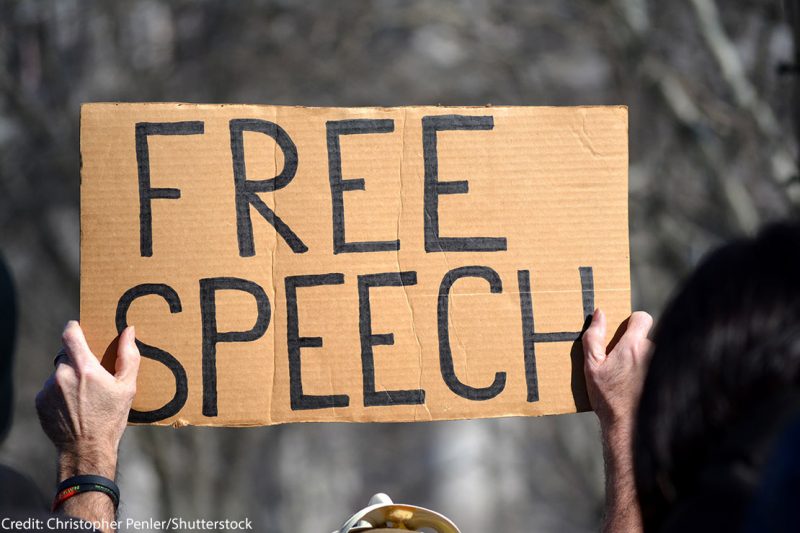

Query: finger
618 311 654 345
629 311 654 336
115 325 141 383
54 359 78 388
582 309 607 365
61 321 99 370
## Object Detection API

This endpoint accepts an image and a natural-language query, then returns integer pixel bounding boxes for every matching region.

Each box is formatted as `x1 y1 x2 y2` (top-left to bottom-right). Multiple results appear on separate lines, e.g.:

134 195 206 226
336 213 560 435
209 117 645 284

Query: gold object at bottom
335 493 461 533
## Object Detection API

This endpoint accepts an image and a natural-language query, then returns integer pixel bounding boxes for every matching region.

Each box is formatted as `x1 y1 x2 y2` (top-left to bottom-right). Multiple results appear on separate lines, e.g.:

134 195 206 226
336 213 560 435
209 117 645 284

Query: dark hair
0 254 16 441
634 221 800 531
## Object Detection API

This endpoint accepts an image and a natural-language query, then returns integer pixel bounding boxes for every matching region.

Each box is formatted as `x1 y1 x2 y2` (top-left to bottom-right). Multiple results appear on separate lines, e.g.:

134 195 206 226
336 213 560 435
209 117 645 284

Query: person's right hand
35 321 140 480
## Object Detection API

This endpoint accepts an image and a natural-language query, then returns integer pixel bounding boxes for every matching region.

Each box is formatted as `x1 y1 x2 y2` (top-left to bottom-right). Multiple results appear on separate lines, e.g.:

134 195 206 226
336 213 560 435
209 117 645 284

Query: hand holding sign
583 309 654 430
36 322 140 463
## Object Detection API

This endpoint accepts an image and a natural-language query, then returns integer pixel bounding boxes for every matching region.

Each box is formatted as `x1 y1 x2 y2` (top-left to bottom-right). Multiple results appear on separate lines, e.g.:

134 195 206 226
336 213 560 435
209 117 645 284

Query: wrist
597 406 635 437
58 447 118 482
601 418 633 439
600 421 635 468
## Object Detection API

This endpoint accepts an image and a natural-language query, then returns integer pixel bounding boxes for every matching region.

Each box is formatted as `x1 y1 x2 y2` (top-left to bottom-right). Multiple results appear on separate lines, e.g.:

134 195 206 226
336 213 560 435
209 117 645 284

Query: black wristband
55 475 120 510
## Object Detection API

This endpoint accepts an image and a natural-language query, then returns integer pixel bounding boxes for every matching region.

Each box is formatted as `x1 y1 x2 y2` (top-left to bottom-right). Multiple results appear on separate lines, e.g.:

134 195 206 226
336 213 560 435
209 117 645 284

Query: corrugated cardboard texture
80 103 630 427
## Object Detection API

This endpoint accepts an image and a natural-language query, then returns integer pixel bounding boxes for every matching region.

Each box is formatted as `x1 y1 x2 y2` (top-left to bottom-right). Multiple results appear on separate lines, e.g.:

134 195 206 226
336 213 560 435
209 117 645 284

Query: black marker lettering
422 115 507 253
285 273 350 410
327 119 400 254
357 271 424 406
517 267 594 402
199 277 271 417
116 284 187 423
437 266 506 400
230 119 307 255
135 121 204 257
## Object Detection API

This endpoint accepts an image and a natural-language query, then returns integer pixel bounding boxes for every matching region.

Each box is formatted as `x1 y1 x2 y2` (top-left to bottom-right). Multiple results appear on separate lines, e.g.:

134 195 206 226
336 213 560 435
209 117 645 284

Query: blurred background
1 0 799 531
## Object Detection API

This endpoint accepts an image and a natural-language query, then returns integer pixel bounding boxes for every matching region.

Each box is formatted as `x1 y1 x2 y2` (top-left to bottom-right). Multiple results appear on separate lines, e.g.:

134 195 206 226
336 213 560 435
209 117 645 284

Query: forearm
601 425 642 533
57 450 118 533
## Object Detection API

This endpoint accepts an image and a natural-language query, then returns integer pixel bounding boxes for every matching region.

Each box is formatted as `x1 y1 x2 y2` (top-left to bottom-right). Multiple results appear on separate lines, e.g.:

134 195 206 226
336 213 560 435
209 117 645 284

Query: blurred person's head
0 254 16 442
634 221 800 531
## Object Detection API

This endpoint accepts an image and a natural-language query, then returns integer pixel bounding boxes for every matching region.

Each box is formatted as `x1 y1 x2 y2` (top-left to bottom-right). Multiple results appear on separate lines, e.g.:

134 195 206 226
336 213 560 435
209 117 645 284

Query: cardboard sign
80 103 630 427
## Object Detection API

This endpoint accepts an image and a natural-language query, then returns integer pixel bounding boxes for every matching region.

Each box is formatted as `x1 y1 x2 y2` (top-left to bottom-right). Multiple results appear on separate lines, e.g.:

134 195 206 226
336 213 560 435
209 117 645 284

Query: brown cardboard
79 103 630 427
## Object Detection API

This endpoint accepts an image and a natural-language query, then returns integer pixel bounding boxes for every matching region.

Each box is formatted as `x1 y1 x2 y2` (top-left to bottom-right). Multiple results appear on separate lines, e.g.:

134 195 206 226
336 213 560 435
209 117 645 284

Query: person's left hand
35 321 140 480
582 309 653 533
583 309 654 434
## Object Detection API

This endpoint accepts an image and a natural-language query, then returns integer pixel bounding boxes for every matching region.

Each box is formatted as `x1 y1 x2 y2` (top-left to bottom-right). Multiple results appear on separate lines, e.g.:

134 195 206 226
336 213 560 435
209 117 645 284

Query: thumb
115 326 141 383
582 309 607 366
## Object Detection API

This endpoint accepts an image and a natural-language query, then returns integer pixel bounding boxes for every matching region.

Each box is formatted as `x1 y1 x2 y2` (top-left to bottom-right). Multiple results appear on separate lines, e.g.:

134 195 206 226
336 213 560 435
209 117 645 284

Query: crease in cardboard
397 108 427 420
574 110 602 158
269 105 280 426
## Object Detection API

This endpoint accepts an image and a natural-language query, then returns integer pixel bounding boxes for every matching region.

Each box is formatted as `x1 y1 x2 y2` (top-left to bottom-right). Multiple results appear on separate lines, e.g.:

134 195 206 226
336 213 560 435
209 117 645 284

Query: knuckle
79 365 97 381
53 365 68 382
61 325 75 345
583 341 600 356
582 329 600 346
631 311 654 328
53 366 74 389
